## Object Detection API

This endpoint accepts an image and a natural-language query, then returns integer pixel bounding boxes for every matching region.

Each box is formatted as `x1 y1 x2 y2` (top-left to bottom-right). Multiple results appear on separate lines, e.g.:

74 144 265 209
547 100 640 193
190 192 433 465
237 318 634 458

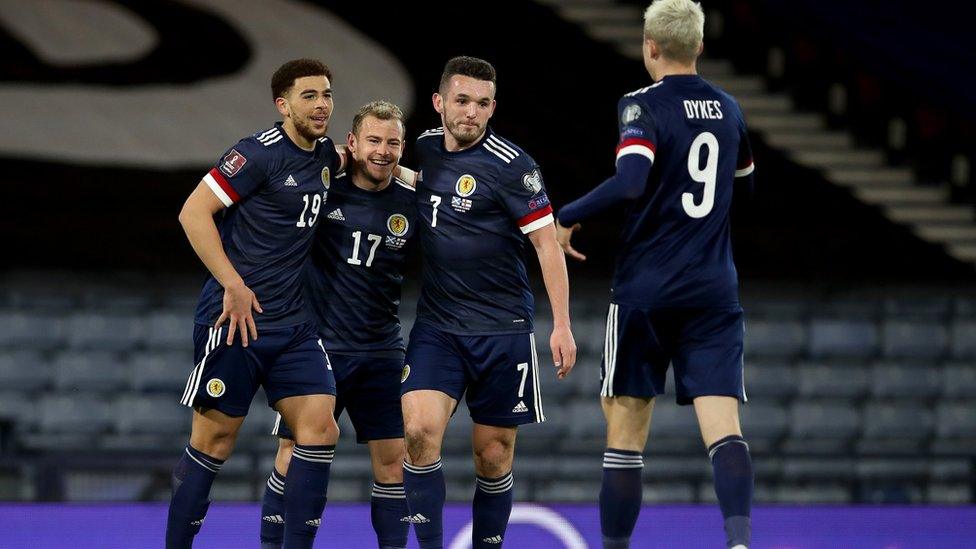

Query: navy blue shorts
180 322 336 417
273 353 405 443
401 322 544 426
600 303 745 405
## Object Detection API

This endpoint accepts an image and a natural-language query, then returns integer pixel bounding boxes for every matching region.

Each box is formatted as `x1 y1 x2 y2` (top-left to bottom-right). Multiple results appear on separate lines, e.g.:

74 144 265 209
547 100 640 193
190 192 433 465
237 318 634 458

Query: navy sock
472 471 514 548
283 444 334 549
709 435 753 548
599 448 643 549
166 445 224 549
371 481 409 549
259 468 286 549
403 459 445 549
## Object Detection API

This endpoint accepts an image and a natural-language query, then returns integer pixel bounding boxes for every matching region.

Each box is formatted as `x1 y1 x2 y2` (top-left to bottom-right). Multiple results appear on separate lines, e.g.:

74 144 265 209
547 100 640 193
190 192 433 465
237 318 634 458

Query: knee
191 426 238 460
275 438 295 474
404 424 440 464
474 439 514 477
294 416 340 446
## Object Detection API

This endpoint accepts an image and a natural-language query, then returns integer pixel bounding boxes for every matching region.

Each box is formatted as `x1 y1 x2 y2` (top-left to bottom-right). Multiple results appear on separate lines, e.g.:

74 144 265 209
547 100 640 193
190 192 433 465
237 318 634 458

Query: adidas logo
305 518 321 527
189 518 205 526
512 400 529 413
327 208 345 221
401 513 431 524
482 535 503 544
284 174 298 186
262 514 284 524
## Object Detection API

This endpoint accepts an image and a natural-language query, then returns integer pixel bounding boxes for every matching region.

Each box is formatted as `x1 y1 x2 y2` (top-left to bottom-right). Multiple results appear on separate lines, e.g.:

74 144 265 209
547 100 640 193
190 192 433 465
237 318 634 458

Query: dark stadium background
1 0 975 547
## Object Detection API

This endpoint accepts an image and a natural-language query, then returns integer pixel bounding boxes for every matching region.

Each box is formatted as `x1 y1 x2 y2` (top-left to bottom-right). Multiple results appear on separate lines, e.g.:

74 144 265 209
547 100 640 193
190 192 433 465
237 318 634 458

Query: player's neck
653 60 698 81
443 129 486 153
350 167 391 192
281 121 316 151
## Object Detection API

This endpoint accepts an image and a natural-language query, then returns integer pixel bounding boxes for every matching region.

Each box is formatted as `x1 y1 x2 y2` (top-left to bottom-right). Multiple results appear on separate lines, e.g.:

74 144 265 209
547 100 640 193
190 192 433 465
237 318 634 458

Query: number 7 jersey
612 75 755 309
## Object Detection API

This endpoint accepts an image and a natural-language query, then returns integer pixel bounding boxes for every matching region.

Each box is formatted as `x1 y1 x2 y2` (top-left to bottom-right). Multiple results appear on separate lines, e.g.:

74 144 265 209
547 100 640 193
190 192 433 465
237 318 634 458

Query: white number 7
516 362 529 398
430 194 441 227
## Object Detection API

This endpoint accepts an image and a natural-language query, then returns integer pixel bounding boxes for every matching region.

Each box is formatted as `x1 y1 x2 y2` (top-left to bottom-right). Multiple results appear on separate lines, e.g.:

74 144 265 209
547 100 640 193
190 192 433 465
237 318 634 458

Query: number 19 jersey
612 75 755 309
413 127 554 335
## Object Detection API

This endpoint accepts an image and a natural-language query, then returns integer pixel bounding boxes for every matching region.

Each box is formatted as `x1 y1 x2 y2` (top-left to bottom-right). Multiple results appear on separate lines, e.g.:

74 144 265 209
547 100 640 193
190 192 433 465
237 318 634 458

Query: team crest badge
400 364 411 383
206 378 226 397
321 167 331 189
622 103 642 125
521 169 543 194
387 213 409 237
455 174 477 197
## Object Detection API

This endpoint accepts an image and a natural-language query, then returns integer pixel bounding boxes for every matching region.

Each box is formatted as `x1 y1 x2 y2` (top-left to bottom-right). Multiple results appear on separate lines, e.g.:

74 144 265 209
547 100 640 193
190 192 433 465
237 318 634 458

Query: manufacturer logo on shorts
206 378 225 397
387 213 409 236
455 174 477 197
512 401 528 413
400 364 411 383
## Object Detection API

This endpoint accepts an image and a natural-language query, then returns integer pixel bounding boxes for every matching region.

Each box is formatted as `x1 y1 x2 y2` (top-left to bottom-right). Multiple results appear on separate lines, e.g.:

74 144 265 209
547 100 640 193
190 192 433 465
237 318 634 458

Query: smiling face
433 74 496 149
276 75 333 146
347 115 404 186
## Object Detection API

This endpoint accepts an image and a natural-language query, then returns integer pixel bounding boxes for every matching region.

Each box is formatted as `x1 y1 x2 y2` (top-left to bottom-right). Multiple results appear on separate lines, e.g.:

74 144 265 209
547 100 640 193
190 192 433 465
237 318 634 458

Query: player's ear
487 99 497 118
274 96 289 118
346 131 356 153
432 92 443 114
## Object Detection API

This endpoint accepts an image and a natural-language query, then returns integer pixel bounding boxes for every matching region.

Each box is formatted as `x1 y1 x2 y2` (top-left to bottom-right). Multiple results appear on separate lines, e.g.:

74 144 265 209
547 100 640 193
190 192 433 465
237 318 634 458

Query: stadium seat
941 363 976 399
949 320 976 359
935 402 976 440
643 482 696 503
797 362 869 399
67 312 144 351
930 458 971 482
870 362 942 399
808 319 878 358
858 402 934 453
781 457 857 481
0 351 52 391
883 296 952 318
130 351 193 393
881 320 948 359
743 361 796 400
81 292 153 312
535 480 601 502
927 484 972 504
744 319 806 358
0 391 36 430
144 311 190 351
784 400 860 453
114 396 188 435
52 352 129 393
739 402 789 441
0 312 66 351
642 456 710 481
773 484 851 504
567 401 606 439
38 394 113 434
650 401 699 438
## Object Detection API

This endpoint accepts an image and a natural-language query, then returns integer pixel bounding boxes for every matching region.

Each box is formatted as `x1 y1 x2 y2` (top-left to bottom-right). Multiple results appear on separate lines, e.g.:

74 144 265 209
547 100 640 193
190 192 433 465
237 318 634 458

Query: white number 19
683 131 719 219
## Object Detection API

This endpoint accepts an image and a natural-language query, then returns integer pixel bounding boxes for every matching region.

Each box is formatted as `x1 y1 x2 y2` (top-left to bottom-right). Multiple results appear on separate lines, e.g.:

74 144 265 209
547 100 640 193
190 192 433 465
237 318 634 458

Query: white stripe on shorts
181 326 221 406
601 304 618 397
530 333 544 423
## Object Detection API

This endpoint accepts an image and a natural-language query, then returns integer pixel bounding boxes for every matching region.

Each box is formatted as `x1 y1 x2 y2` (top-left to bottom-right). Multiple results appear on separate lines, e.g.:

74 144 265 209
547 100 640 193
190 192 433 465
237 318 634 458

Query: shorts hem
470 415 541 427
189 401 249 418
400 386 462 402
677 392 746 406
267 387 337 408
356 433 405 444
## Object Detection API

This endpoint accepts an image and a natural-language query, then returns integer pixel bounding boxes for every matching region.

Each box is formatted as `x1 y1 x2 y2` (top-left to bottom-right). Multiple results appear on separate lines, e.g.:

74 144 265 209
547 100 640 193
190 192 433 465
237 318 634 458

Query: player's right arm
179 182 262 347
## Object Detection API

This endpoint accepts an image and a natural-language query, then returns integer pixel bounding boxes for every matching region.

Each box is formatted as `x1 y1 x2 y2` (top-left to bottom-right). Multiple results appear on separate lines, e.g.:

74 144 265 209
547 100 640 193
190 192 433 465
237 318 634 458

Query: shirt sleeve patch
218 148 248 178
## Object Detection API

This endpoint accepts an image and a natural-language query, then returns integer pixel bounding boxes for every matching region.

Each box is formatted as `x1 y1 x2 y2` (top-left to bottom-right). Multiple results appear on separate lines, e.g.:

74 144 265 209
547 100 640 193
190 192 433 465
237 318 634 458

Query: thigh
464 332 543 426
263 323 337 408
602 303 672 399
401 323 466 401
181 323 261 417
671 307 745 406
340 355 405 444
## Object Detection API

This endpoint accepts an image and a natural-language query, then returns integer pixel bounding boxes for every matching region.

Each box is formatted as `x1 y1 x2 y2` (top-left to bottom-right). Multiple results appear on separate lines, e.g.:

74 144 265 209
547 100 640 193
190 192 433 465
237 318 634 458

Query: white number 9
683 131 719 219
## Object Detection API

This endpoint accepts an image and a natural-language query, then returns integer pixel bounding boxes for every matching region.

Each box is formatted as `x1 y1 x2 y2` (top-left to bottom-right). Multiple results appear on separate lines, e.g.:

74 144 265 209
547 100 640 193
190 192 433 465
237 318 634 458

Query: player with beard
168 58 345 549
399 56 577 549
259 101 417 549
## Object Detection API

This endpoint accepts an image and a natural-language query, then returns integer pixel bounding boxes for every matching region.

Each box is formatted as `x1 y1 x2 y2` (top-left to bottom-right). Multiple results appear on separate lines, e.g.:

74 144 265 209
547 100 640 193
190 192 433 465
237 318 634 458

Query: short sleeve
735 118 755 178
616 96 657 164
202 139 269 207
495 154 554 235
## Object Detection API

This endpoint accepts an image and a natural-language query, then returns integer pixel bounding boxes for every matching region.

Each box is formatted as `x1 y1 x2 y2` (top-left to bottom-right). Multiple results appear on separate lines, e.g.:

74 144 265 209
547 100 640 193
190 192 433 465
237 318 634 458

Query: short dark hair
438 56 496 91
271 58 332 100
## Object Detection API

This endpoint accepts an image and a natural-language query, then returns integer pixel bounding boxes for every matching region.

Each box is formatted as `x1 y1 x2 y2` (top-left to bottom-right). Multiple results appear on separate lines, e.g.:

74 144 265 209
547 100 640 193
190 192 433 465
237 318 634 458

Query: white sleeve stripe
616 145 655 163
519 213 554 234
203 173 234 207
735 163 755 177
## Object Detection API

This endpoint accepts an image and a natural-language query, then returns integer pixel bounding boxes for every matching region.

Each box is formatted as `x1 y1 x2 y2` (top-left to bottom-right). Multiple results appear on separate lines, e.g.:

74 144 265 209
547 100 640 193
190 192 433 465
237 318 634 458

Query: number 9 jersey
612 75 754 309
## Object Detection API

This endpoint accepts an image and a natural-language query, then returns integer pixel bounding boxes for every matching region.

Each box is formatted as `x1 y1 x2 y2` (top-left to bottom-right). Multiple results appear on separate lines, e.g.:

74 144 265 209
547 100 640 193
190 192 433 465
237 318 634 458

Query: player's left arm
527 223 577 379
556 97 656 261
498 158 577 378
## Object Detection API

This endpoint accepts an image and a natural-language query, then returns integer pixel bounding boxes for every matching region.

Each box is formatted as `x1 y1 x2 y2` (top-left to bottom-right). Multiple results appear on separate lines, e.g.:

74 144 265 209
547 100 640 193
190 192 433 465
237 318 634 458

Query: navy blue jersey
610 75 754 309
193 122 341 329
303 173 417 356
413 127 554 335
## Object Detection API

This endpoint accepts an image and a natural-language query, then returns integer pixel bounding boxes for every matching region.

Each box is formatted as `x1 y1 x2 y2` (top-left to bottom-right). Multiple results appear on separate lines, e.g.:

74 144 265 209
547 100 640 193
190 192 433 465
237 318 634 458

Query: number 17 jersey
611 75 755 309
